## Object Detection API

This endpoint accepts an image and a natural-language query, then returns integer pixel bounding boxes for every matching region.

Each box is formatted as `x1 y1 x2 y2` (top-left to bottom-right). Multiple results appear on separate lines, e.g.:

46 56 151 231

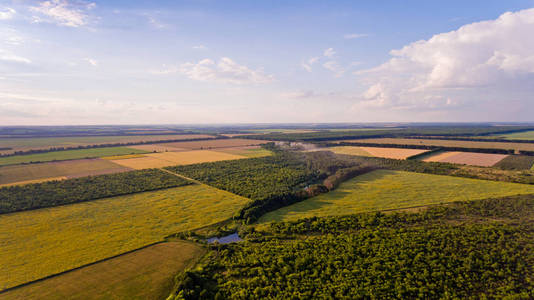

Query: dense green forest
167 150 372 223
0 169 191 214
170 195 534 299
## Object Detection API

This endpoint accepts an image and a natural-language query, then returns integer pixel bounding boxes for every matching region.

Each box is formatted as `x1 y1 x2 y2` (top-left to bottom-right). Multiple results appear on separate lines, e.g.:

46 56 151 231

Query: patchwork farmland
326 146 428 159
0 184 249 290
343 137 534 152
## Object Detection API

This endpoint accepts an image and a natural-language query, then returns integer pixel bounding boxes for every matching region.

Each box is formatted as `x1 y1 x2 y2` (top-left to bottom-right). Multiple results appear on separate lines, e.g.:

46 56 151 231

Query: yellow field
0 158 131 185
423 151 508 167
100 154 147 160
258 170 534 224
327 146 427 159
1 241 205 300
110 150 246 170
150 138 266 150
0 176 67 187
0 184 250 290
215 147 272 158
326 146 372 157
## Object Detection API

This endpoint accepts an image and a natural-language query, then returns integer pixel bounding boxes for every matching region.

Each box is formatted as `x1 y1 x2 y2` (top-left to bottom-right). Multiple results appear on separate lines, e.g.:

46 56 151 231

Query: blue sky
1 0 534 124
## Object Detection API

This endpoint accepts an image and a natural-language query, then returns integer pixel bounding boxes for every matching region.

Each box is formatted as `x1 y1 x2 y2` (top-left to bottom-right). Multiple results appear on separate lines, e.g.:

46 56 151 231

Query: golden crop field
0 158 131 185
327 146 428 159
110 150 246 170
258 170 534 224
344 138 534 152
0 135 215 155
423 151 508 167
1 241 205 300
0 184 250 290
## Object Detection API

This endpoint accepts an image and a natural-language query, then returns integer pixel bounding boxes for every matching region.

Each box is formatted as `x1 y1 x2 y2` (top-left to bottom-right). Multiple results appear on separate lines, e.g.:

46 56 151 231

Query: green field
258 170 534 223
1 241 205 300
0 184 250 290
0 147 147 166
493 130 534 140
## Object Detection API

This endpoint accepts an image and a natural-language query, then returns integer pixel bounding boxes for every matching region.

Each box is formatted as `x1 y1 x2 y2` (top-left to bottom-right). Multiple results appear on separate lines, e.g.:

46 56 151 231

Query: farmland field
0 241 205 300
0 135 214 155
0 184 250 290
149 138 267 150
0 159 131 185
327 146 427 159
110 150 246 169
422 151 508 167
258 170 534 223
0 147 148 166
343 138 534 152
491 130 534 140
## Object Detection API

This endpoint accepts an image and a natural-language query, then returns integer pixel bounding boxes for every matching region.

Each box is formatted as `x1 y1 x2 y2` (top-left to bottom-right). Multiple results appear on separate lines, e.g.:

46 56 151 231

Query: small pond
206 233 242 244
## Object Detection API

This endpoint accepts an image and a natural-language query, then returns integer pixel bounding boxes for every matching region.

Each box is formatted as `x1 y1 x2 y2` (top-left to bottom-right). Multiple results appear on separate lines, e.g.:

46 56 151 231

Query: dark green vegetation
494 155 534 170
167 150 372 223
171 195 534 299
0 169 191 214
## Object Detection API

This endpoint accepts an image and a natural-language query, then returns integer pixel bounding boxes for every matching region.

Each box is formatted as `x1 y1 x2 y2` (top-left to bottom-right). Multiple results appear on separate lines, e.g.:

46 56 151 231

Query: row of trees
171 195 534 299
0 169 191 214
167 150 373 223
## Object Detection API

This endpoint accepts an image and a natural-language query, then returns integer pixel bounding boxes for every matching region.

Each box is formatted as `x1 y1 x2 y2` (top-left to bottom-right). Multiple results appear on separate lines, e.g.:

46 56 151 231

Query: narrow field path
158 168 203 185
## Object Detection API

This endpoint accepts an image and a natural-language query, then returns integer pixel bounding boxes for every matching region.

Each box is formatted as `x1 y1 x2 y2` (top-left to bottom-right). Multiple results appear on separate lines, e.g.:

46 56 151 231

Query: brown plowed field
423 151 508 167
0 159 131 186
110 150 246 169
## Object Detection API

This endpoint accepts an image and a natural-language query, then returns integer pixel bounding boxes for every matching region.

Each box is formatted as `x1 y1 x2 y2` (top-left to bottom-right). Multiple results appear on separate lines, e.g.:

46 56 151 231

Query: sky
1 0 534 125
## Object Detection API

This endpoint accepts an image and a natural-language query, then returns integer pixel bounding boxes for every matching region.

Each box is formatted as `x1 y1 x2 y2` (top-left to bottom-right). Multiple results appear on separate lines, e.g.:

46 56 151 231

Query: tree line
0 169 191 214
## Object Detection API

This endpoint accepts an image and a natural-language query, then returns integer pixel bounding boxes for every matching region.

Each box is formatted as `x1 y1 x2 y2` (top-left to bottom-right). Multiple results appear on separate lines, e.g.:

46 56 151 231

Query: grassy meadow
1 241 205 300
0 147 147 166
0 184 250 290
258 170 534 223
492 130 534 140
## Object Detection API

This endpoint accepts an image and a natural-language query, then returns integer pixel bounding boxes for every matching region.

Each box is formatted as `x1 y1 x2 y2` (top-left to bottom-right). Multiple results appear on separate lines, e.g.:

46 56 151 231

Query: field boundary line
158 168 203 185
0 241 166 294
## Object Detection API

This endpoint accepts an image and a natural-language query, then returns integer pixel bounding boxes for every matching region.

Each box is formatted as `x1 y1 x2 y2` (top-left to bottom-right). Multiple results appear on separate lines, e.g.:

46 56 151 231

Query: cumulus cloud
0 7 16 20
301 56 319 72
30 0 95 27
344 33 368 39
355 8 534 111
323 48 336 58
179 57 274 84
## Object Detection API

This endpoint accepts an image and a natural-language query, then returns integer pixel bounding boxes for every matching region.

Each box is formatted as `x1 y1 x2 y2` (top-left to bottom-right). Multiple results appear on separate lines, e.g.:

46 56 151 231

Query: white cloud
323 48 336 58
0 7 16 20
179 57 274 84
30 0 95 27
0 49 31 64
192 45 208 50
344 33 368 39
84 58 97 66
301 56 319 72
355 8 534 111
323 61 344 77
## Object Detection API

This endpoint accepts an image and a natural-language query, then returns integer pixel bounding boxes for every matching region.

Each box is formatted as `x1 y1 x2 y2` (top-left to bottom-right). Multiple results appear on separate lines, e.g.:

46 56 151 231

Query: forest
167 149 373 223
170 195 534 299
0 169 191 214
